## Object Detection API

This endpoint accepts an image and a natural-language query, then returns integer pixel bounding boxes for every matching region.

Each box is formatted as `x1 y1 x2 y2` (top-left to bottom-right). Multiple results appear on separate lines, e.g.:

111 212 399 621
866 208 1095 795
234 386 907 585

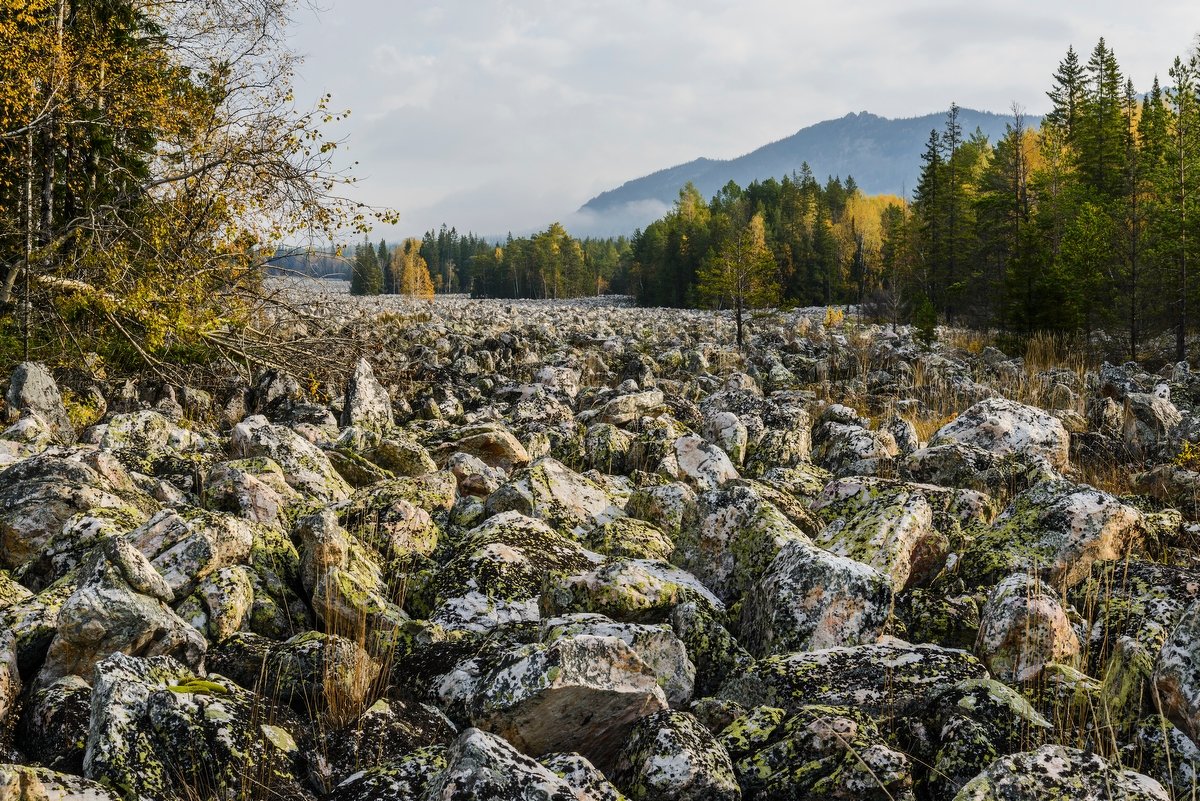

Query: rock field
2 283 1200 800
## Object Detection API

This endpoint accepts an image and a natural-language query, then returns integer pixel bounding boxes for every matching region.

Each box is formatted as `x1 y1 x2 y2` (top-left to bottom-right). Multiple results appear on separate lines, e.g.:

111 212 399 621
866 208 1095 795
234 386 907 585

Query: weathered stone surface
0 764 121 801
738 537 892 657
230 414 351 502
6 362 75 445
342 358 394 431
931 397 1070 472
40 542 205 682
952 744 1168 801
18 674 92 773
958 480 1144 589
469 634 669 773
485 457 624 537
719 638 988 718
976 573 1079 682
671 434 739 491
611 710 740 801
1155 598 1200 743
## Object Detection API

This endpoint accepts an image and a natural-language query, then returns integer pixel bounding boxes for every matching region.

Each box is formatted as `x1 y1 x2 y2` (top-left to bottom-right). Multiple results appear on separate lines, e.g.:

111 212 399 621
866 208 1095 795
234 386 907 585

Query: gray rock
6 362 75 445
931 397 1070 472
612 710 740 801
952 744 1168 801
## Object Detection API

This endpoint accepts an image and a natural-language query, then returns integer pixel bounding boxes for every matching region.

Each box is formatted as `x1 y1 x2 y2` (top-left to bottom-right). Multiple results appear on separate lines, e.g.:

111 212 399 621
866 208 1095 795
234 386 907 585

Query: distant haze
287 1 1199 240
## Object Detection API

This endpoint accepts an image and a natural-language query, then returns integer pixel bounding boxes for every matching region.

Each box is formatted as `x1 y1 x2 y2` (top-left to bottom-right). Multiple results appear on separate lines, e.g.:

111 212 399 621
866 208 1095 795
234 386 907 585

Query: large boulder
975 573 1080 682
342 358 394 431
670 434 739 491
1155 598 1200 743
1123 386 1181 457
611 710 740 801
957 480 1144 590
812 476 991 591
485 457 624 538
720 638 988 718
930 398 1070 472
40 540 205 682
469 634 668 774
952 744 1168 801
230 414 351 502
672 484 808 605
5 362 75 445
738 538 892 657
127 509 255 599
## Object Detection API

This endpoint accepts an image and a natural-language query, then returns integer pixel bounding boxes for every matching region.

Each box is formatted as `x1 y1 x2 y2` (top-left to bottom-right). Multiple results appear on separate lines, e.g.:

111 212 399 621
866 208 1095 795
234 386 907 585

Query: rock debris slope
0 286 1196 800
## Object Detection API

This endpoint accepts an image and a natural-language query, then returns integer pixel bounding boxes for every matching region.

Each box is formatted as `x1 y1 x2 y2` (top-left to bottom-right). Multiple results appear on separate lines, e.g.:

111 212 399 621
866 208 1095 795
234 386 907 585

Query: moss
167 678 229 695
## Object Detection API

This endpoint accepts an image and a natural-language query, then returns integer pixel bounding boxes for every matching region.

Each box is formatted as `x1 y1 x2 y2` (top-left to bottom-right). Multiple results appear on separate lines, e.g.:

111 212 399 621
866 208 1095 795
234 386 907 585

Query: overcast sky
287 0 1199 241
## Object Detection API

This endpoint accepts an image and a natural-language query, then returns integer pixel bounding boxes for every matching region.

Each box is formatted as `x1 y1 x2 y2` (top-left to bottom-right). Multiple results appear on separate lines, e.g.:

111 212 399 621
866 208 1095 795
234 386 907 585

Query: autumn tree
697 212 780 347
393 238 434 299
0 0 393 372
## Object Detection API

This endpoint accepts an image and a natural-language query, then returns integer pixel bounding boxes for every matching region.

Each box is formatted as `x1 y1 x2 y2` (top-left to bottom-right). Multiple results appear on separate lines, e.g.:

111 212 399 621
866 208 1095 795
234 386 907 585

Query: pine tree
1046 45 1086 140
696 213 780 348
350 237 382 296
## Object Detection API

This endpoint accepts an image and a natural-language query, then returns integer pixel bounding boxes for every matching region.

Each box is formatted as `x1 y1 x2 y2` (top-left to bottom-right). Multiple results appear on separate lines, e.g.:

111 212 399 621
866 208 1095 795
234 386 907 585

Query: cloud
287 0 1200 240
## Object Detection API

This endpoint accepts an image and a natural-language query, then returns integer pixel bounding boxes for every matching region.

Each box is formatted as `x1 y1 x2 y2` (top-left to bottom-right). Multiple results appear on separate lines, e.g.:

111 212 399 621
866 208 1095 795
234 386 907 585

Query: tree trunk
735 299 744 349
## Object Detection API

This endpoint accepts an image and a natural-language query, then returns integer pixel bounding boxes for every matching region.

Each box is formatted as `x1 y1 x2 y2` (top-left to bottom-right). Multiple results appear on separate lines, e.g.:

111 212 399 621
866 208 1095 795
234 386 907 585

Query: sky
287 0 1199 241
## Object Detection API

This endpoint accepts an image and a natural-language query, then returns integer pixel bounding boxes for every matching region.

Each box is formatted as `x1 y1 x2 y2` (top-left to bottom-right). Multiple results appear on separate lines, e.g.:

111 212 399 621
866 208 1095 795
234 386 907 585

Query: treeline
621 37 1200 361
625 170 900 309
467 225 630 299
346 238 435 298
900 39 1200 360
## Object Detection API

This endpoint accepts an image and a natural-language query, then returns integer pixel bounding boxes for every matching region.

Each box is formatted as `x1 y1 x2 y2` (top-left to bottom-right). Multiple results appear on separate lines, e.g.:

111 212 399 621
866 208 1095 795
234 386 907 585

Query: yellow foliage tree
393 238 434 299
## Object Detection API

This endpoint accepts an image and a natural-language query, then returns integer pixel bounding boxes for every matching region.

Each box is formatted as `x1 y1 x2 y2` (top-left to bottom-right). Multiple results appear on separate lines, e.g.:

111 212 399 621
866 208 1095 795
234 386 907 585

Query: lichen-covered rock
364 433 438 477
589 390 667 427
812 477 988 591
0 764 121 801
1123 389 1181 457
297 509 408 634
584 517 674 561
432 423 531 471
230 414 351 502
957 480 1144 590
671 434 739 491
738 538 892 657
469 634 668 773
0 632 18 735
435 511 597 610
543 558 723 624
342 358 394 431
485 457 624 538
702 412 749 467
931 398 1070 473
319 697 457 789
611 710 740 801
672 483 808 606
923 678 1053 801
127 508 255 598
719 704 915 801
1154 598 1200 743
17 674 91 773
975 573 1079 682
539 752 628 800
6 362 75 445
812 413 899 478
0 449 151 572
204 457 302 526
901 442 1042 500
952 744 1168 801
40 542 205 683
720 638 988 718
625 482 697 540
542 614 695 707
1125 716 1200 801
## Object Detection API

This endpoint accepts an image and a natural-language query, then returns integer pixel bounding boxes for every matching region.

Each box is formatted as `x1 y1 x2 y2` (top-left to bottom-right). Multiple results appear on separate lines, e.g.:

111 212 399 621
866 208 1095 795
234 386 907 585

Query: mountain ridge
575 108 1038 232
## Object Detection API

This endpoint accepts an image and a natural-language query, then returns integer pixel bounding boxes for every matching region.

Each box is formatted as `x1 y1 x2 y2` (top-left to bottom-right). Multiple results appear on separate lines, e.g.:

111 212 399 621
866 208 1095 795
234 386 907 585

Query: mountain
573 108 1035 234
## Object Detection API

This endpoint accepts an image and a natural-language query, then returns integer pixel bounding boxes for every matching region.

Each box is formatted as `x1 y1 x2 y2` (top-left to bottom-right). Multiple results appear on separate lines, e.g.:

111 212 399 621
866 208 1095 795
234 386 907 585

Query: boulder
1155 598 1200 743
958 480 1144 590
469 634 669 773
17 675 92 773
342 358 394 431
1123 388 1181 456
720 638 988 718
952 744 1168 801
5 362 75 445
931 397 1070 472
127 508 255 598
230 414 351 502
611 710 740 801
670 434 739 491
485 457 624 537
738 538 892 657
0 765 120 801
976 573 1080 683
